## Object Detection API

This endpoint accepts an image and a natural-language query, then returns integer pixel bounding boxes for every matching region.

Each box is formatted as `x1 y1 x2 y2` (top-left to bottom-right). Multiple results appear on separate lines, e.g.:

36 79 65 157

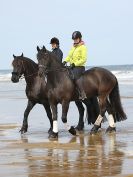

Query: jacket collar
52 47 59 51
73 41 85 47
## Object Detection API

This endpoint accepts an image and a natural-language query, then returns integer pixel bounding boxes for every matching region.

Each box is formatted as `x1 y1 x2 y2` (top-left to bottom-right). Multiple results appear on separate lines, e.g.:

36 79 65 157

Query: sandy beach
0 80 133 177
0 0 133 176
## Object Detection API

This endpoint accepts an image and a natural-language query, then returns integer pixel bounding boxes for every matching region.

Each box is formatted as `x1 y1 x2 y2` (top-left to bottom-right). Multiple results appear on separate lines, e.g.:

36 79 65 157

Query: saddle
67 68 75 80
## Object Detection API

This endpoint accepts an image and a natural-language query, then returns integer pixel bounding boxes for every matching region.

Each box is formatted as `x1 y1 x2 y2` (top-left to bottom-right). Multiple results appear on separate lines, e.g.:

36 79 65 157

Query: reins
38 49 71 73
39 64 70 72
38 64 74 80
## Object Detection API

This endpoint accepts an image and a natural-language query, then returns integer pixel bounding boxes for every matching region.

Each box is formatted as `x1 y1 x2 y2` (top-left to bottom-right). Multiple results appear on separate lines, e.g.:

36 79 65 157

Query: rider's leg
76 77 87 100
73 67 87 100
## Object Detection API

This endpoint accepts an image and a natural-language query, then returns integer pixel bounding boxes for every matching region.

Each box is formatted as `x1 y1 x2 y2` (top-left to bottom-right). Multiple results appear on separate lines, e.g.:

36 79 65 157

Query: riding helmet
50 37 59 45
72 31 82 40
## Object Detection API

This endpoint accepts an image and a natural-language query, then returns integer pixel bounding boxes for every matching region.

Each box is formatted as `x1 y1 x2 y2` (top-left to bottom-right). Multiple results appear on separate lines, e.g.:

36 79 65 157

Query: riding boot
76 79 87 100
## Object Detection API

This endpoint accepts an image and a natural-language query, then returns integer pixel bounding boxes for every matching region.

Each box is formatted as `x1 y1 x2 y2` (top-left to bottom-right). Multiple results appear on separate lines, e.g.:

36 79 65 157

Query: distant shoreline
1 64 133 71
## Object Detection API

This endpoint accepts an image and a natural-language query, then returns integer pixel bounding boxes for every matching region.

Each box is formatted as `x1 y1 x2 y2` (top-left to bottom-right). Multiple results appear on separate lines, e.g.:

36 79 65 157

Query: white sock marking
53 120 58 133
95 115 103 126
108 114 115 127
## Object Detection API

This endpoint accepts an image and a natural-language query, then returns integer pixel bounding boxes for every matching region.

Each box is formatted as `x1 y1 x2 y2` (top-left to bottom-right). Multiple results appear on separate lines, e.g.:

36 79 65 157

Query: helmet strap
73 38 82 46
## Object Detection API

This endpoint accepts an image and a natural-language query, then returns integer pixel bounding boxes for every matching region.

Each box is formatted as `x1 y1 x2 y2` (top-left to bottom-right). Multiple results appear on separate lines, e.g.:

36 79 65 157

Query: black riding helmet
72 31 82 40
50 37 59 45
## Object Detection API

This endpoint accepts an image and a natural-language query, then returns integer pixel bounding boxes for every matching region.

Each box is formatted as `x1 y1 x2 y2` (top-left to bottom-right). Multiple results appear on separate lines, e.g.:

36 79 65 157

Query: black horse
11 53 53 133
11 54 98 135
37 46 127 138
37 46 102 139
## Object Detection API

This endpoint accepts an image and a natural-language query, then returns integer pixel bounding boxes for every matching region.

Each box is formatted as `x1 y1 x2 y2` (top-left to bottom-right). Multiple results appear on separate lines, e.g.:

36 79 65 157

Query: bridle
12 60 38 79
12 71 38 79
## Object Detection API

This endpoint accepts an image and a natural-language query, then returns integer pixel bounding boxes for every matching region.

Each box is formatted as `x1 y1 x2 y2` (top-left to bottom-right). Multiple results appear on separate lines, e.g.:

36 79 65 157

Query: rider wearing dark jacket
50 37 63 62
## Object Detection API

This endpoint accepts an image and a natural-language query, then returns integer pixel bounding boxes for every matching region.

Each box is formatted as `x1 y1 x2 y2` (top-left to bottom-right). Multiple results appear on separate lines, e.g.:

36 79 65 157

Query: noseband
12 71 23 79
12 71 18 75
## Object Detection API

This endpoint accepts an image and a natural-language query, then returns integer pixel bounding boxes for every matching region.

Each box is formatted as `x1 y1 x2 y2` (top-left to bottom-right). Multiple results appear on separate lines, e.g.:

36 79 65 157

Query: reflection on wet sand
0 123 133 177
19 132 125 177
1 75 133 177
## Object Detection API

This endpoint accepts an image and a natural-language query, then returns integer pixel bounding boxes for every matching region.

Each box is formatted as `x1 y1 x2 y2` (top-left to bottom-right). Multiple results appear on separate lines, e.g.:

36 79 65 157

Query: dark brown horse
11 54 98 135
37 46 127 138
37 46 102 139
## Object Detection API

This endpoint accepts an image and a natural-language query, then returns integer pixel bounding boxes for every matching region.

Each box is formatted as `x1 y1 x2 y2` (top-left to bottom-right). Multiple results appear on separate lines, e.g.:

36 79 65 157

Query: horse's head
11 53 25 83
36 46 50 77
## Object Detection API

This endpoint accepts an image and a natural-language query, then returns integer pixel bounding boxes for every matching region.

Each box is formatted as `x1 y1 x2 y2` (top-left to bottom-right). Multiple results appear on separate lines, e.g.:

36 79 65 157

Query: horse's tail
85 97 99 124
109 79 127 122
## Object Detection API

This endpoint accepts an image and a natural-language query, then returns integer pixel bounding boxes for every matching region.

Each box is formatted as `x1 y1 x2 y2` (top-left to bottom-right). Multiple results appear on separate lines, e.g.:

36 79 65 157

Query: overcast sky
0 0 133 69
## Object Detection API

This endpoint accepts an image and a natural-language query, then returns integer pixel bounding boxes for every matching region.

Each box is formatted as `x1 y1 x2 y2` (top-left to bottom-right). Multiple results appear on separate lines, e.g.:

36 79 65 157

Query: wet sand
0 109 133 177
0 82 133 177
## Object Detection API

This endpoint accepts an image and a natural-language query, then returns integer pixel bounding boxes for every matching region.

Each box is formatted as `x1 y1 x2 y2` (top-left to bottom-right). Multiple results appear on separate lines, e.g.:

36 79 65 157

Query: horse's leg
83 97 99 125
90 96 107 134
61 100 77 136
106 99 116 133
43 102 53 134
20 100 36 134
75 101 85 131
49 102 58 139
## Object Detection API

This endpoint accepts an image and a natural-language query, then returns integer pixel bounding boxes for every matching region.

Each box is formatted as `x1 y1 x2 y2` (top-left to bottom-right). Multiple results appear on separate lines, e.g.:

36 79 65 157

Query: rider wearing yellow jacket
63 31 87 100
64 42 87 67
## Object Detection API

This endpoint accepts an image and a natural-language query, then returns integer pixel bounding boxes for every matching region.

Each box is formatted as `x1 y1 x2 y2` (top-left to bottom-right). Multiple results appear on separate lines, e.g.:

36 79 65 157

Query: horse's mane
37 46 64 69
46 49 64 67
12 56 38 72
22 57 39 73
22 57 38 67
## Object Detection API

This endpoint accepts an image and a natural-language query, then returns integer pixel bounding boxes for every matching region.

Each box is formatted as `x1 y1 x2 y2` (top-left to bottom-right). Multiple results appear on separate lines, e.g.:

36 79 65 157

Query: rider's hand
70 63 75 69
63 61 67 66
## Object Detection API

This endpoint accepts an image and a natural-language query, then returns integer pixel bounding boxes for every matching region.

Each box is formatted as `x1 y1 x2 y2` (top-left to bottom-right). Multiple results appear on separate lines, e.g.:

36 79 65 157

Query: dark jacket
52 47 63 62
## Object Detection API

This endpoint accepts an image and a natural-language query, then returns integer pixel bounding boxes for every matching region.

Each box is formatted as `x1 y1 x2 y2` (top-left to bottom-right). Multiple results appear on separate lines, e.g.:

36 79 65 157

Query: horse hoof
75 123 84 131
19 129 27 134
48 131 58 139
69 126 77 136
19 125 28 134
48 127 53 134
90 125 101 135
106 126 116 133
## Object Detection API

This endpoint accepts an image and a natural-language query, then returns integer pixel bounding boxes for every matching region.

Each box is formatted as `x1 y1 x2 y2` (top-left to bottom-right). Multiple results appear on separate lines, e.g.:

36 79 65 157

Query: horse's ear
13 54 16 58
37 46 40 52
21 53 23 57
43 45 46 52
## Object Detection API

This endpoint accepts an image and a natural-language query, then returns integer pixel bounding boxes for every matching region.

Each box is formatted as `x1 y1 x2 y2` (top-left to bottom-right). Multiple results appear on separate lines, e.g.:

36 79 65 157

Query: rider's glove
63 61 67 66
70 63 75 69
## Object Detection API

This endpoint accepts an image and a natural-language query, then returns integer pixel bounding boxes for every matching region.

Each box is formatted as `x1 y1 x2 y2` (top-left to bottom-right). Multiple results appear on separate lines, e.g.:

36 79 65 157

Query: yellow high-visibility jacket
64 44 87 66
